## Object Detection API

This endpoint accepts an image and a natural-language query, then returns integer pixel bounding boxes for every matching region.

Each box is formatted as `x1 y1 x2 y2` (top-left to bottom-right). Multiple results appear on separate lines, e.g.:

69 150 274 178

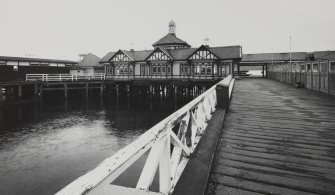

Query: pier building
70 53 103 76
0 56 77 82
99 20 242 82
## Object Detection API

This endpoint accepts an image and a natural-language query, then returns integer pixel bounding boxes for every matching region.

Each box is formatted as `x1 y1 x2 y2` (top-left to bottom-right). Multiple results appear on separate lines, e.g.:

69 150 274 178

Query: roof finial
204 38 209 45
169 20 176 35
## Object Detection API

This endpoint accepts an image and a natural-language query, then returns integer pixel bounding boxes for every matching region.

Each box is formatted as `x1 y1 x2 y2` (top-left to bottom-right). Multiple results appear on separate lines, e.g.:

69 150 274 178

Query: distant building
100 20 242 81
0 56 77 82
70 53 102 76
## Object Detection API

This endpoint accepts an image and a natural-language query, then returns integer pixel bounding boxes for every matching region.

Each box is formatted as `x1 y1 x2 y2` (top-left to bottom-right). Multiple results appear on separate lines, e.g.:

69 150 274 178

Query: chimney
130 43 135 52
204 38 210 48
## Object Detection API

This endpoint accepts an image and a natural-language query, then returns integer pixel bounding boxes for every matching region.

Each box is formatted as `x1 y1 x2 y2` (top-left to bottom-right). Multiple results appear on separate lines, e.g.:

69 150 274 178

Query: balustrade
56 75 234 195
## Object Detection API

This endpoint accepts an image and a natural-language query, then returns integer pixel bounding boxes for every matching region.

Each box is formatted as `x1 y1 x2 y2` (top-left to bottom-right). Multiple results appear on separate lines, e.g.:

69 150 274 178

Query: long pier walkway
208 78 335 195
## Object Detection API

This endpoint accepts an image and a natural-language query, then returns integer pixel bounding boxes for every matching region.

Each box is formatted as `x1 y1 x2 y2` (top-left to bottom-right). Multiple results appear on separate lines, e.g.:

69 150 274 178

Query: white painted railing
26 73 106 82
26 74 226 82
56 75 234 195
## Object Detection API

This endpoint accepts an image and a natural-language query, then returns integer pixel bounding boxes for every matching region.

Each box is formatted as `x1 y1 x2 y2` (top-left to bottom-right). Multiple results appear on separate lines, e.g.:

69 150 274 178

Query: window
129 66 133 75
157 66 161 75
0 61 5 65
7 61 18 66
306 64 311 72
320 62 328 72
295 64 300 72
206 65 212 76
153 66 157 75
300 64 305 71
19 61 29 66
194 66 200 75
180 63 189 75
312 63 319 72
40 62 49 66
13 65 18 71
30 62 40 66
167 66 171 75
201 66 206 76
330 62 335 71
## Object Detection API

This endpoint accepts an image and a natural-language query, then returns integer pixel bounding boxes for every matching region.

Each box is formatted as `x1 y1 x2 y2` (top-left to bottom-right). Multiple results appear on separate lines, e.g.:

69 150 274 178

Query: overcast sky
0 0 334 61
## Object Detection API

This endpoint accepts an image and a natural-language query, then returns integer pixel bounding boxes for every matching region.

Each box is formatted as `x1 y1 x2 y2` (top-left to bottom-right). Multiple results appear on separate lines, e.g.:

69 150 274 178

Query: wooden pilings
18 84 22 100
0 80 218 104
0 86 3 103
85 83 89 97
100 83 104 96
34 83 38 96
64 84 68 98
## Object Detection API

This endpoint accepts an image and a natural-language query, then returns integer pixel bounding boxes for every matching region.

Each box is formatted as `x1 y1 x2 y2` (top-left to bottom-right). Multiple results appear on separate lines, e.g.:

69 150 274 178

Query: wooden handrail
56 75 234 195
26 73 227 82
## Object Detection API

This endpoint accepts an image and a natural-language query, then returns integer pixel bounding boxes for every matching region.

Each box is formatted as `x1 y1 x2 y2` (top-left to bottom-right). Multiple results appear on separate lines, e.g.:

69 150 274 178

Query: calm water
0 94 190 195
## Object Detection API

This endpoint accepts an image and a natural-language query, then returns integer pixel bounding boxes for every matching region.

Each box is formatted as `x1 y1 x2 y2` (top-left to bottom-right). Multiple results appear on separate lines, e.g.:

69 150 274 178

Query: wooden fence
267 61 335 95
26 73 106 82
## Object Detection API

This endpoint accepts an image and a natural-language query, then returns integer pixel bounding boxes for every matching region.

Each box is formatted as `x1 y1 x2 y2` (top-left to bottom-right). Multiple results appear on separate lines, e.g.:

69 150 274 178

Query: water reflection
0 93 192 195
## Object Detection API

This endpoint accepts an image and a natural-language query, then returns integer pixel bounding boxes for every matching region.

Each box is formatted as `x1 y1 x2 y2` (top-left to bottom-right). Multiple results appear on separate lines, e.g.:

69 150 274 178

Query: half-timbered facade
99 21 242 81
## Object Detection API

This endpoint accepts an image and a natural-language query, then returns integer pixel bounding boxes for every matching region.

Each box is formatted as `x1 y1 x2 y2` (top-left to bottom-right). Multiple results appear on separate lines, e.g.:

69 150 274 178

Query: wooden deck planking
208 78 335 195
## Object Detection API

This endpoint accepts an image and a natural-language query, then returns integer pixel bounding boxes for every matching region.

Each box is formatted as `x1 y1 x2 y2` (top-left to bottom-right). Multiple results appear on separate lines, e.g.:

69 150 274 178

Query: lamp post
289 36 292 65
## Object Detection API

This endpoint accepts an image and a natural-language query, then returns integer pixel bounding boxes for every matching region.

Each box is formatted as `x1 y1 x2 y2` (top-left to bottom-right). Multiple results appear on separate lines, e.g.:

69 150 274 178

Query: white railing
26 73 106 82
109 74 225 80
56 75 234 195
26 74 226 82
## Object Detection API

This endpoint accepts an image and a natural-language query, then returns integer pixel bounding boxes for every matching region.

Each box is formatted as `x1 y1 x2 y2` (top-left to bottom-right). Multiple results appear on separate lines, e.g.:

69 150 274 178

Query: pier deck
208 78 335 195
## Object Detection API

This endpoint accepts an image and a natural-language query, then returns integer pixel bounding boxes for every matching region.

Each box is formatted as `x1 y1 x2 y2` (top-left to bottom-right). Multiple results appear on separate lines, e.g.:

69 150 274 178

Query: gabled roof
99 52 116 63
100 45 242 63
108 50 135 61
99 50 153 63
131 50 154 61
152 33 190 47
186 45 220 60
241 52 307 62
168 48 197 60
145 47 173 61
122 50 135 61
210 46 242 60
78 53 101 67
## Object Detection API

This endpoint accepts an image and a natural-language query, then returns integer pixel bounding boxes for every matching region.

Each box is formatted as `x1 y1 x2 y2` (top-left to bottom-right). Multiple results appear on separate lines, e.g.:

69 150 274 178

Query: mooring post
64 83 68 99
116 84 119 96
0 85 3 103
85 83 89 97
18 84 22 100
34 83 38 96
174 85 178 97
100 83 104 96
216 82 230 111
39 85 43 97
126 84 130 93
